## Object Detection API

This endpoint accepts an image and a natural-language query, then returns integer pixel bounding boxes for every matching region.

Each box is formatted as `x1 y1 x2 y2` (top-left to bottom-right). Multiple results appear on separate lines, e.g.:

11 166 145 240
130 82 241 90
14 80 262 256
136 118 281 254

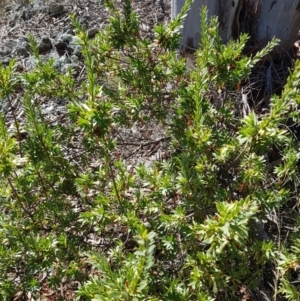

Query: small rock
87 28 99 39
49 4 64 16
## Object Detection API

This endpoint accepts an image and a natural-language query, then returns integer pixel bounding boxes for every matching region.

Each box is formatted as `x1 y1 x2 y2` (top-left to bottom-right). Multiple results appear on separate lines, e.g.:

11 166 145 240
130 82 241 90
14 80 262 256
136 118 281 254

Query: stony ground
0 0 173 169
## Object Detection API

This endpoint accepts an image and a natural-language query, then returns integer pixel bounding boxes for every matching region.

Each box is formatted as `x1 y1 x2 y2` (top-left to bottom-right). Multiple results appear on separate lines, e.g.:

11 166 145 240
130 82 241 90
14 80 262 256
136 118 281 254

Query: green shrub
1 0 300 300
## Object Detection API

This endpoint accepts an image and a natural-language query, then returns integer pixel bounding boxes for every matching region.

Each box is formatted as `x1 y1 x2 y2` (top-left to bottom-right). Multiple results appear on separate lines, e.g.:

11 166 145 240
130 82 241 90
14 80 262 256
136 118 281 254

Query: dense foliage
0 0 300 300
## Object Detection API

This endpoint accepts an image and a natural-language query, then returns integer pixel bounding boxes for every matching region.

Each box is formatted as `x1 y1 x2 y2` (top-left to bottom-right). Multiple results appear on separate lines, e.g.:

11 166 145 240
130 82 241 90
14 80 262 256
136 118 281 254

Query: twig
125 136 171 159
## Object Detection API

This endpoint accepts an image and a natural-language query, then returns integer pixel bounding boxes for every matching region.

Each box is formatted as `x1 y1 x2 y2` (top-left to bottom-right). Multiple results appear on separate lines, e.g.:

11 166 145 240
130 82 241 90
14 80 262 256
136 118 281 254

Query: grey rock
87 28 99 39
49 4 64 16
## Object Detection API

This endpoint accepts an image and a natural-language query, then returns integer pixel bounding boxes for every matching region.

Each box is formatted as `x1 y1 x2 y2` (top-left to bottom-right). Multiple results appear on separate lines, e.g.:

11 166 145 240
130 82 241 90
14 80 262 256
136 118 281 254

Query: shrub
1 0 300 300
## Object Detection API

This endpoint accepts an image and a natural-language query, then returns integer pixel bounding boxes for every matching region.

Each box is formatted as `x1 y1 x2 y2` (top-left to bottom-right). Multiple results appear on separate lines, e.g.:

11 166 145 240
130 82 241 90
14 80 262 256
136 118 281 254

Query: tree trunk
172 0 300 53
256 1 300 50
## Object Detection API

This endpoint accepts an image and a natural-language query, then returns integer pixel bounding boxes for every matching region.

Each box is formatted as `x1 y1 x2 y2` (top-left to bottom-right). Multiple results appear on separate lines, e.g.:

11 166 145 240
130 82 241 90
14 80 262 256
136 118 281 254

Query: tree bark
256 1 300 50
172 0 300 52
